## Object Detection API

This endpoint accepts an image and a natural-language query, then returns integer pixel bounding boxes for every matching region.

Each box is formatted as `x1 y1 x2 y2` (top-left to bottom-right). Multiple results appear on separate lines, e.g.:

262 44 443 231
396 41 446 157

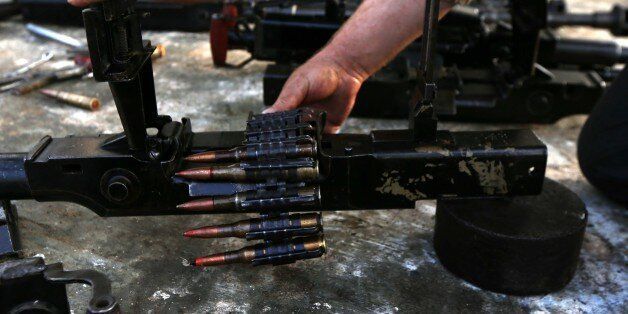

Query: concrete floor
0 0 626 312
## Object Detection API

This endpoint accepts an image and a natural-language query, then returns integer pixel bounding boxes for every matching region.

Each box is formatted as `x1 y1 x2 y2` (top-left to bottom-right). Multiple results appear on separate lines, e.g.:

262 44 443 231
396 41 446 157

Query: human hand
263 53 367 134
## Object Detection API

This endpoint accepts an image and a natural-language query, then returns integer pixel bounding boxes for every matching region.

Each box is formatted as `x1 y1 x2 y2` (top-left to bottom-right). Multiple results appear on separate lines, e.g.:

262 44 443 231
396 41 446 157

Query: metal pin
12 66 89 95
26 23 86 50
13 75 54 95
1 52 54 80
39 89 101 111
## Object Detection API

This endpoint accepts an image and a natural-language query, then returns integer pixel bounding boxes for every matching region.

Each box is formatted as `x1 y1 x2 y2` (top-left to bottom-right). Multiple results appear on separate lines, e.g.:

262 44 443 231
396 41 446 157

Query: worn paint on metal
376 171 428 201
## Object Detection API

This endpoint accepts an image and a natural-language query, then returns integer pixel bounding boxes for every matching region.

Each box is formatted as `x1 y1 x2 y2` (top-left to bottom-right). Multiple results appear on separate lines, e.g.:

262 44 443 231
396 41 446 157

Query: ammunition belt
179 109 326 267
245 108 322 143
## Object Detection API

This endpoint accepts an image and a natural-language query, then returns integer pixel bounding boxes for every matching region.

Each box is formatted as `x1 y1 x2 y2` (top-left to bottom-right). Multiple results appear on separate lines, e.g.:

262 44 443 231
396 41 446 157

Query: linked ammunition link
245 108 323 143
251 235 326 266
249 212 322 240
180 109 327 267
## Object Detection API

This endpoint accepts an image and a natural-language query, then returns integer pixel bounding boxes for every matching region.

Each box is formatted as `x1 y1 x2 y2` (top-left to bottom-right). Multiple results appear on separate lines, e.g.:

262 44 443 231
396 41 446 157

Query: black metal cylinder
552 38 628 66
0 153 32 199
548 6 627 36
548 13 613 28
434 179 587 296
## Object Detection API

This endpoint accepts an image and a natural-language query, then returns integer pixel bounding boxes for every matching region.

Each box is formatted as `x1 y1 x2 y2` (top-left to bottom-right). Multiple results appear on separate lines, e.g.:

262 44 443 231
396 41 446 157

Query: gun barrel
549 5 627 35
551 38 628 65
0 153 31 199
549 13 610 27
481 5 628 36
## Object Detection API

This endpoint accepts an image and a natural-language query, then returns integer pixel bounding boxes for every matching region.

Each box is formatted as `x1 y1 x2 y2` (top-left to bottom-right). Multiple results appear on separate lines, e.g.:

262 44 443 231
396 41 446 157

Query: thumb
263 74 309 114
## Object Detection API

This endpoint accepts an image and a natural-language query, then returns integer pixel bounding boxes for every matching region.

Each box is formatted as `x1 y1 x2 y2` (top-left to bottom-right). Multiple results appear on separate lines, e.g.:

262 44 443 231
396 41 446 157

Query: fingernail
262 107 276 114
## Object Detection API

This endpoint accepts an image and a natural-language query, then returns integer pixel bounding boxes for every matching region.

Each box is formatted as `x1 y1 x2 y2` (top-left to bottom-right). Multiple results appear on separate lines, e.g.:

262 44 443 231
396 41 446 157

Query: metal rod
26 23 86 50
410 0 440 141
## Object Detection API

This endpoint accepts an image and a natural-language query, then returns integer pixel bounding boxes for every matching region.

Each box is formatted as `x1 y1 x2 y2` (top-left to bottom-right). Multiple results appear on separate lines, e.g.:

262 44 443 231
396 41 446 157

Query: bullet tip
183 152 217 163
174 168 212 180
183 226 221 238
90 99 101 111
192 254 227 267
176 198 215 211
182 229 202 238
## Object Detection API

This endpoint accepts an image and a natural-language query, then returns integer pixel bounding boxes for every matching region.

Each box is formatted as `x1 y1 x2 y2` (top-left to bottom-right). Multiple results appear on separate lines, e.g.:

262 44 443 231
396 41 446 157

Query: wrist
315 44 370 84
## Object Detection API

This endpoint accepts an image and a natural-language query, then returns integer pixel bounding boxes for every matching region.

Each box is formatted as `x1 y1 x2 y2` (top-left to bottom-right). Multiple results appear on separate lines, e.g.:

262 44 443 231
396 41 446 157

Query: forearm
317 0 460 81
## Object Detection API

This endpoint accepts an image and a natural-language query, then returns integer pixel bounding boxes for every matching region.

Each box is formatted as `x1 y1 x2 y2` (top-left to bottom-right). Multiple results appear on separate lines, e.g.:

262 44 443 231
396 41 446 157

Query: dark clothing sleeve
578 66 628 206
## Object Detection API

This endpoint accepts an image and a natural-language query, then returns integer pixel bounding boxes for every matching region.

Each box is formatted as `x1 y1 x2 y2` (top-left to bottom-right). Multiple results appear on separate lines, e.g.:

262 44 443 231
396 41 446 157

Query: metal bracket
0 200 20 259
44 264 120 314
83 0 171 158
1 257 119 314
410 0 441 142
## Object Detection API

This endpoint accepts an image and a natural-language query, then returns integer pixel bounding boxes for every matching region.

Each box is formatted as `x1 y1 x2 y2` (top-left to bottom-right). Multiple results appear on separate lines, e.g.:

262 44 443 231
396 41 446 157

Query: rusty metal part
12 66 89 95
39 89 101 111
183 213 322 239
13 75 54 95
210 3 239 66
190 235 326 267
176 163 319 182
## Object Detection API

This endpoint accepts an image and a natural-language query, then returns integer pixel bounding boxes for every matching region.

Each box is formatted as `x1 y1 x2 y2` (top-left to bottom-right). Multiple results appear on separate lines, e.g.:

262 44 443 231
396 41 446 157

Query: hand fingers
326 124 342 134
264 74 310 114
318 80 360 133
265 65 341 114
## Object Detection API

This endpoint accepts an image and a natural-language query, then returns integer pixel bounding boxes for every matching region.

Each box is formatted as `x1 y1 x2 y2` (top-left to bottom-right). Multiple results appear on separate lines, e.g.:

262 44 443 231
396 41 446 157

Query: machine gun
17 0 224 31
212 0 628 122
0 0 587 296
0 201 120 314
